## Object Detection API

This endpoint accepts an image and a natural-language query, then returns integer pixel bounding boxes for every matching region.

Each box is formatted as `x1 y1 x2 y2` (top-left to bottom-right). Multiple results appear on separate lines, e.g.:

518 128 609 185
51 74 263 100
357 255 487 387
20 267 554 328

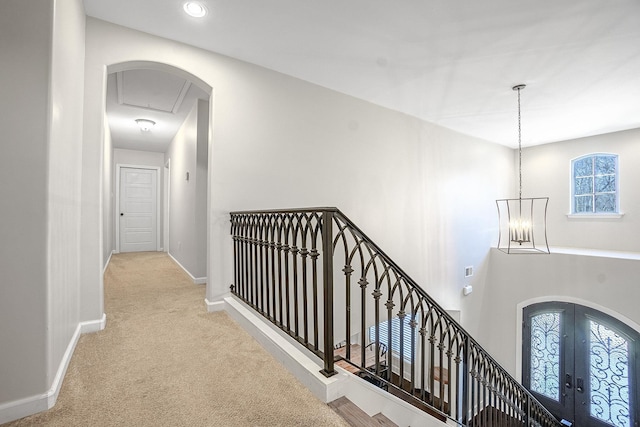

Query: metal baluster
269 223 277 323
258 217 265 315
276 226 284 327
311 246 319 351
242 218 249 301
291 240 299 337
300 244 309 345
283 223 291 331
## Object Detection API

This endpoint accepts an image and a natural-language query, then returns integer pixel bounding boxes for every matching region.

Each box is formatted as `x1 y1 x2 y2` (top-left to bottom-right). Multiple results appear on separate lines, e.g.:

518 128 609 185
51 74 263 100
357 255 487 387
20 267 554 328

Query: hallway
4 252 348 426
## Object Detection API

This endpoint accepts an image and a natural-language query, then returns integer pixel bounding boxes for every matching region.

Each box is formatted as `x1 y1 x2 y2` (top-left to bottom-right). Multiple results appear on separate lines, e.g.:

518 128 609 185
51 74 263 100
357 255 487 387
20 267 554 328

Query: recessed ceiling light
183 2 207 18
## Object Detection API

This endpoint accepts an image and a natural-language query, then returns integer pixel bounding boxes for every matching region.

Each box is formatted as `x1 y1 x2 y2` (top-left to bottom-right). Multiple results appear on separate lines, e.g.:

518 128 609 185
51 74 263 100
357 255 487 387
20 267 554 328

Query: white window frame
568 153 622 218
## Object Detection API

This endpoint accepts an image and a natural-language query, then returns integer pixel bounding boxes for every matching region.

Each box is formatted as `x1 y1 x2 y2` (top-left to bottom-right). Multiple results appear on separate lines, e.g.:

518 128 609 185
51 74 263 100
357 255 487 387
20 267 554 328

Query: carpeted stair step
329 396 398 427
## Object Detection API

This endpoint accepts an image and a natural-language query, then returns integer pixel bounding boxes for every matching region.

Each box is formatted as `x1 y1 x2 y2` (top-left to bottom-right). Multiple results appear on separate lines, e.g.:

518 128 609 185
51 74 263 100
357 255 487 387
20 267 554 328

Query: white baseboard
223 296 448 427
0 315 106 425
0 389 49 425
80 313 107 334
167 252 207 285
223 296 345 403
103 250 115 275
205 298 225 312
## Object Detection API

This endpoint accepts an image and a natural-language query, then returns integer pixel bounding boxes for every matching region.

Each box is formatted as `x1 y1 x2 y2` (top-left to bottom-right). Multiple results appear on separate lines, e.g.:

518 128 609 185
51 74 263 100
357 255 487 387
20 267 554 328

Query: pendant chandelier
496 84 550 254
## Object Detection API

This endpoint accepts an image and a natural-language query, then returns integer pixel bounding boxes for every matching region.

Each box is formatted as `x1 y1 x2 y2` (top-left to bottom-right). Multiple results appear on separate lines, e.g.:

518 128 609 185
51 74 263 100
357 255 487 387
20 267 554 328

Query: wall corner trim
0 315 107 424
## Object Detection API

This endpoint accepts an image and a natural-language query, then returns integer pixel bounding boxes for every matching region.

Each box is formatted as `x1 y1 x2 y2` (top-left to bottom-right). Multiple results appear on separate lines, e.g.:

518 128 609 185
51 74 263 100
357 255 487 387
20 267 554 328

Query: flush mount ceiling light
496 85 550 254
135 118 156 132
183 1 207 18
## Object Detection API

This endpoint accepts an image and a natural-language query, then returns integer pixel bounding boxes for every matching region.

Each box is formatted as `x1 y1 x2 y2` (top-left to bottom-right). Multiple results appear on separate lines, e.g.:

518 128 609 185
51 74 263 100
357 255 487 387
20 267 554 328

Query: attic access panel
116 69 191 113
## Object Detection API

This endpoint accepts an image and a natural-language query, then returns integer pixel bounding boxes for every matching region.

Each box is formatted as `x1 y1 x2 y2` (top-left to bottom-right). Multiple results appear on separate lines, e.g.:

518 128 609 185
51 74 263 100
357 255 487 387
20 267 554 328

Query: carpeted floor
5 252 349 427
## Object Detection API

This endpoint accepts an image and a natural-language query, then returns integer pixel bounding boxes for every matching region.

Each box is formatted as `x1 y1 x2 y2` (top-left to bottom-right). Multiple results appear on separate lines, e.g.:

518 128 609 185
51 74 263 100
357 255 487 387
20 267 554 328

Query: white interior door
119 167 158 253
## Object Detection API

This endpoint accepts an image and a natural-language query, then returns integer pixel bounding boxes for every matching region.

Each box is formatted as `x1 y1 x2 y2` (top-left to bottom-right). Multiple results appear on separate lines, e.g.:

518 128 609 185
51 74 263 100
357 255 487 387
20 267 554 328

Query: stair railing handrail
229 207 561 426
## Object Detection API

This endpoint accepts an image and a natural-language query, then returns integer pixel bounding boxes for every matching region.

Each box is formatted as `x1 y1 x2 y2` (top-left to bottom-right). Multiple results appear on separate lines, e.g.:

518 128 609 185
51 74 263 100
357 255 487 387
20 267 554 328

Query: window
369 314 415 360
572 154 618 214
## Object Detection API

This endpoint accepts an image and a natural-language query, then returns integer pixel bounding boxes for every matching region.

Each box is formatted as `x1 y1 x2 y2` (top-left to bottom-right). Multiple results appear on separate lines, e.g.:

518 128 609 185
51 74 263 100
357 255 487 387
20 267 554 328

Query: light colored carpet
5 252 349 427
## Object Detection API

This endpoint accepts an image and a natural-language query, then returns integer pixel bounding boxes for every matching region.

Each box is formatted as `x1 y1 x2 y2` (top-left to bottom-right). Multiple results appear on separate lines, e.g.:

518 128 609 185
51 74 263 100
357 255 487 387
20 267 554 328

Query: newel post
320 209 337 377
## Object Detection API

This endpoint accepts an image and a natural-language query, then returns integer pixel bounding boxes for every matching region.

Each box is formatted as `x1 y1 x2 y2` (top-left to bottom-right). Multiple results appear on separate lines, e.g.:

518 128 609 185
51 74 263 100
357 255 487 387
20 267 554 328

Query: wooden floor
329 396 398 427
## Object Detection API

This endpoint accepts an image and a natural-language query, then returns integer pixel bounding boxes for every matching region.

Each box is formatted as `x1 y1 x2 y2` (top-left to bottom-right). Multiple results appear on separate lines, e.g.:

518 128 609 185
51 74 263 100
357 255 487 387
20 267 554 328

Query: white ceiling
87 0 640 148
106 69 209 152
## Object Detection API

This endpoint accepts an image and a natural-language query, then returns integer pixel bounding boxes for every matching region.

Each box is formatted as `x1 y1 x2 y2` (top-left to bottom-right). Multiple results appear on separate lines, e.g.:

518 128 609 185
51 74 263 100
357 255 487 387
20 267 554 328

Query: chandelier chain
517 86 523 200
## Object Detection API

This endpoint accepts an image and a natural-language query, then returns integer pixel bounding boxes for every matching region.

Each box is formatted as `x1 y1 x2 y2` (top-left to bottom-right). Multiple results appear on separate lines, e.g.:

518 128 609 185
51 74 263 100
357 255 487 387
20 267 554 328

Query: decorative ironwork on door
524 302 639 427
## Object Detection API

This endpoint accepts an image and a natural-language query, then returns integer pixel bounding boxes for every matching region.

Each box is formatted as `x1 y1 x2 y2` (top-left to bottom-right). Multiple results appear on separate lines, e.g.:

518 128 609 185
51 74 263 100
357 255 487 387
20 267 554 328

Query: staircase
329 396 398 427
230 207 562 426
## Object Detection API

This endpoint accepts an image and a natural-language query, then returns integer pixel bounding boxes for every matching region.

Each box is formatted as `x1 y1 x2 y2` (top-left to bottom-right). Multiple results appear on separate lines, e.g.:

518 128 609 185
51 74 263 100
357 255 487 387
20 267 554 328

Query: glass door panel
523 302 574 422
574 307 636 427
530 311 562 400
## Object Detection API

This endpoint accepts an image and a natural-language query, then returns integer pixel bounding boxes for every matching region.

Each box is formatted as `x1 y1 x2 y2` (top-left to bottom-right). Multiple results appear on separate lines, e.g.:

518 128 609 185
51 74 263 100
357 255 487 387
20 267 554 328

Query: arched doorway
523 302 640 426
103 61 213 281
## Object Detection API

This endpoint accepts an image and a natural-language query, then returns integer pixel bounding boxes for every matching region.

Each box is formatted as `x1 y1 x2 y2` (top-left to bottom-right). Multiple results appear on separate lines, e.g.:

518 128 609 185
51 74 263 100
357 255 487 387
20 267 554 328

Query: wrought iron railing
230 207 561 426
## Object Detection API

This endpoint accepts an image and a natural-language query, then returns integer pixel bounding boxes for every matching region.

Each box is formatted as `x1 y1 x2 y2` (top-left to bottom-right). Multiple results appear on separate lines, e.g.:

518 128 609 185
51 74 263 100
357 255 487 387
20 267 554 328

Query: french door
523 302 639 427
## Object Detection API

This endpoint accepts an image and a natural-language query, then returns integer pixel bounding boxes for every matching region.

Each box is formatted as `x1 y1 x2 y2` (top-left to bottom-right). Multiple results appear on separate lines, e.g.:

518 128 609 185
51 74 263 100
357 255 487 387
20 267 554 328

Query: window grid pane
530 312 561 401
575 157 594 178
576 177 594 195
595 175 616 193
596 156 616 175
596 194 617 213
575 195 594 213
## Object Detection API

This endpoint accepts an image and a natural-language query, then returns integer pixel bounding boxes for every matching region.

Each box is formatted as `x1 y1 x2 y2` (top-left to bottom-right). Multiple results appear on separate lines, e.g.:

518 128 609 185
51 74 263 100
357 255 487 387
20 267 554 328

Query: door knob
576 377 584 393
120 213 124 216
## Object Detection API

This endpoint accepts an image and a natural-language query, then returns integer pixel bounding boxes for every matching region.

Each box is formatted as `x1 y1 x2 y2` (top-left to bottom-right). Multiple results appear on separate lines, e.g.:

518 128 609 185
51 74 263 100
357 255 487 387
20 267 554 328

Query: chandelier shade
496 84 550 254
496 197 549 254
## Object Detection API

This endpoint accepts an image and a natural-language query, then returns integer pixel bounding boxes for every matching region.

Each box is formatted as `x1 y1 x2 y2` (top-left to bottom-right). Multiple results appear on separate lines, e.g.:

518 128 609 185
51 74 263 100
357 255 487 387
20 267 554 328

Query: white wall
521 129 640 252
47 0 85 389
0 0 85 416
103 118 113 268
114 148 166 168
460 130 640 378
472 250 640 377
0 0 52 403
196 99 209 280
165 100 208 279
83 19 513 323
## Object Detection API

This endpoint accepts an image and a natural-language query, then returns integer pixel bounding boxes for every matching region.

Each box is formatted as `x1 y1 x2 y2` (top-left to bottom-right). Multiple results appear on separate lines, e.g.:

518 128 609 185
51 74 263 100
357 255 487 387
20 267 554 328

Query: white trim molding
205 298 225 312
81 313 107 334
168 252 207 285
103 250 115 275
0 315 106 424
224 295 449 427
566 213 624 219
